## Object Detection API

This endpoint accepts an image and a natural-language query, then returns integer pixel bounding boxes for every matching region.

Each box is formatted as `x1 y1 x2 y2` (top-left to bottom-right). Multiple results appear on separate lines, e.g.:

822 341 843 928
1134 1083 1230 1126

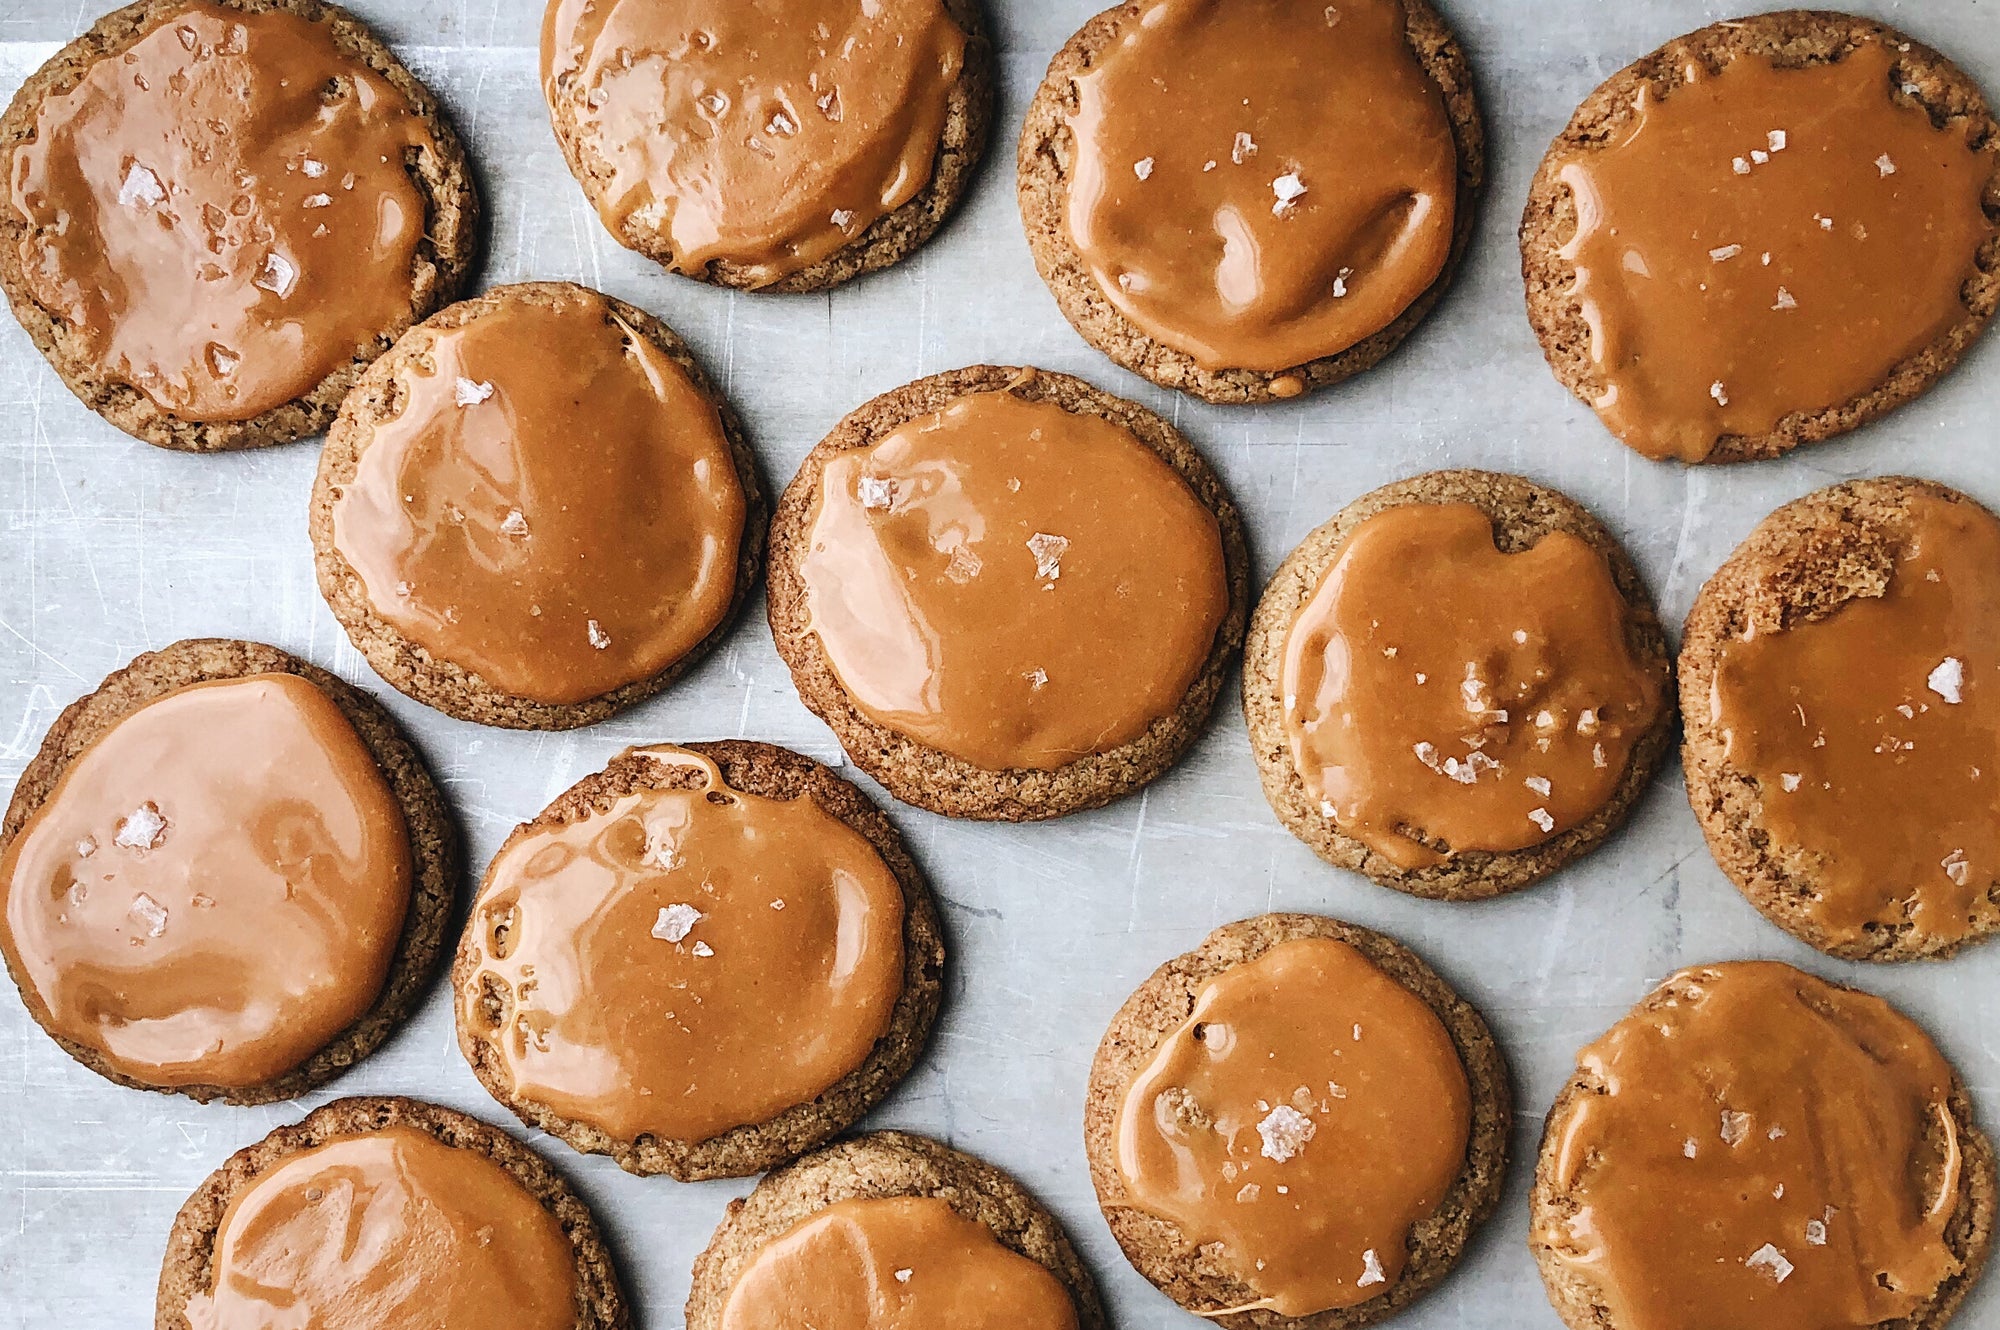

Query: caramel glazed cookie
687 1131 1106 1330
543 0 992 291
0 638 456 1104
1532 961 1995 1330
455 741 944 1180
768 364 1249 820
311 280 766 730
1682 477 2000 961
1522 11 2000 464
0 0 478 450
157 1096 629 1330
1086 914 1511 1328
1018 0 1484 403
1245 470 1674 900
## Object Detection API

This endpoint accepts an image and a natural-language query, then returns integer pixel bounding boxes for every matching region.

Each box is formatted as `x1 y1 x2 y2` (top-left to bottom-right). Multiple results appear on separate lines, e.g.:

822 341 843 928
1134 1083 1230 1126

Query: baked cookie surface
1522 11 2000 463
0 0 478 450
454 740 943 1180
0 637 454 1102
312 281 765 729
768 364 1248 820
1244 470 1674 899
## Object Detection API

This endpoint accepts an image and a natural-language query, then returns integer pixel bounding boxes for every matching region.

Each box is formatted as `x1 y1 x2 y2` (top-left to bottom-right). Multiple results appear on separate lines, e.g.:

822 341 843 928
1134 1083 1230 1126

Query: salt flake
115 803 168 851
1133 156 1155 180
118 163 166 208
1357 1249 1386 1288
454 377 495 407
1876 153 1898 176
1928 657 1964 704
1256 1105 1315 1162
587 619 611 650
1528 807 1555 833
1772 287 1798 311
1027 532 1070 580
1746 1243 1794 1284
652 904 702 942
129 893 169 938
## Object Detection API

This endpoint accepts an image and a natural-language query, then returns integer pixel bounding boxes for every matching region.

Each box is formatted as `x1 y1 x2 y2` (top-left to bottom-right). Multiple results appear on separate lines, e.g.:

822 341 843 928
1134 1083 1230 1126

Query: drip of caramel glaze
184 1125 576 1330
1556 42 1997 462
1537 962 1964 1330
1114 937 1470 1317
718 1195 1079 1330
331 287 746 706
10 2 434 422
800 389 1228 771
0 675 410 1089
1710 493 2000 948
542 0 967 287
1281 503 1663 870
1064 0 1457 372
462 746 905 1144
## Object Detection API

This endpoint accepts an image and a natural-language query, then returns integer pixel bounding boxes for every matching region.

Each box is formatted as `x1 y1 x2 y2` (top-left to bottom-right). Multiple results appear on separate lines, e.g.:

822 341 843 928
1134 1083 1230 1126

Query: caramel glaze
185 1125 576 1330
800 388 1228 771
0 674 410 1090
461 747 905 1145
1281 503 1663 870
1556 41 1997 461
1065 0 1458 372
331 287 746 706
543 0 967 286
1115 937 1470 1316
718 1195 1079 1330
1537 962 1965 1330
1711 493 2000 948
11 2 435 421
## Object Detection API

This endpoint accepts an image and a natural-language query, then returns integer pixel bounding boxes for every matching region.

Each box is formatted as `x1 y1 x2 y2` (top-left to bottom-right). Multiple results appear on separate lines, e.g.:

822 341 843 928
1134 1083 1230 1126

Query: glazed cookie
1682 478 2000 961
1018 0 1484 404
312 281 765 730
767 364 1248 820
157 1096 627 1330
1532 961 1995 1330
543 0 992 292
0 0 478 451
1086 913 1510 1327
1245 470 1673 899
455 741 944 1180
0 638 455 1104
687 1131 1105 1329
1522 12 2000 464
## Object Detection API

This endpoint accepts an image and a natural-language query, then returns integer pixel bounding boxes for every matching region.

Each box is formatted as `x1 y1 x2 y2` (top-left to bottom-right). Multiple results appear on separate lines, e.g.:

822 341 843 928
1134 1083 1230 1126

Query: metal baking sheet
3 1 1998 1325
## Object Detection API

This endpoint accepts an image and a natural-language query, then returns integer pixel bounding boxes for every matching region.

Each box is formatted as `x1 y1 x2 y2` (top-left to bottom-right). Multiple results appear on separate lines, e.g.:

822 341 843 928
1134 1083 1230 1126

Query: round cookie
0 637 456 1104
1521 12 2000 464
1085 913 1510 1327
767 364 1249 821
454 740 945 1181
1681 477 2000 961
544 0 992 293
686 1130 1105 1330
157 1095 627 1330
0 0 479 452
310 281 766 730
1530 961 1995 1330
1017 0 1485 404
1244 470 1675 899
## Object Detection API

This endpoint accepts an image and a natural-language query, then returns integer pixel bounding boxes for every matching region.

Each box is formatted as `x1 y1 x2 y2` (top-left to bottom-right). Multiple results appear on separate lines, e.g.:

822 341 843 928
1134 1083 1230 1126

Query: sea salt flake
1331 266 1352 298
765 110 797 136
1710 381 1729 406
770 899 786 910
1684 1137 1699 1159
893 1268 913 1283
129 893 169 938
1709 244 1743 262
1231 131 1257 164
115 803 168 851
1357 1249 1386 1288
1270 172 1308 216
1732 156 1751 175
499 509 529 537
692 941 715 958
1751 149 1769 164
945 543 982 583
1593 743 1607 769
75 836 97 859
454 377 494 406
1024 667 1049 690
1815 213 1834 230
254 251 298 298
1526 775 1552 797
1133 156 1155 180
830 208 855 228
1027 532 1070 580
1781 772 1802 792
118 162 166 208
857 475 895 510
1528 807 1556 833
1942 849 1971 887
587 619 611 650
302 192 332 209
1256 1105 1315 1162
1768 1125 1787 1140
1768 129 1788 151
1928 657 1964 704
651 903 702 942
1746 1243 1794 1284
1805 1219 1828 1246
1772 287 1798 311
1236 1183 1261 1203
1720 1110 1751 1145
1876 153 1897 176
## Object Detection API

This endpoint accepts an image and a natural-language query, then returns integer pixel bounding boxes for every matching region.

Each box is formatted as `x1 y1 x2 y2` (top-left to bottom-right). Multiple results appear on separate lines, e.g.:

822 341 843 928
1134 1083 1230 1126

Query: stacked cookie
1 1 1998 1329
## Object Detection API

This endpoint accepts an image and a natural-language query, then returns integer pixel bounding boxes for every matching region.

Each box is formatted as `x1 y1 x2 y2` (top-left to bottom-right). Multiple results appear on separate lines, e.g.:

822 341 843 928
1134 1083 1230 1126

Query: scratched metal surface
3 0 1999 1325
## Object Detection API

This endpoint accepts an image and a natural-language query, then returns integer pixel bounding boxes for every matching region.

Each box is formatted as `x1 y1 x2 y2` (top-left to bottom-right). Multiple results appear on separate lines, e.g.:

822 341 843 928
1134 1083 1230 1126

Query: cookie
1017 0 1484 404
0 0 478 451
1531 961 1995 1330
156 1095 627 1330
0 637 455 1104
1085 913 1510 1327
1521 12 2000 464
454 740 944 1180
311 281 765 730
1244 470 1674 900
686 1130 1105 1330
544 0 991 292
1681 477 2000 961
767 364 1248 820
